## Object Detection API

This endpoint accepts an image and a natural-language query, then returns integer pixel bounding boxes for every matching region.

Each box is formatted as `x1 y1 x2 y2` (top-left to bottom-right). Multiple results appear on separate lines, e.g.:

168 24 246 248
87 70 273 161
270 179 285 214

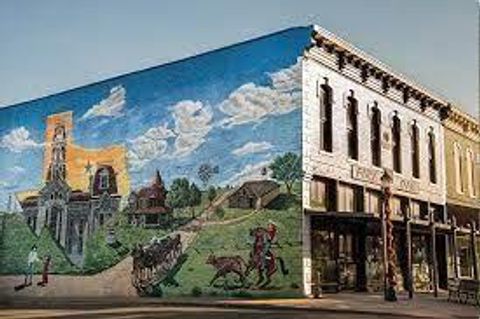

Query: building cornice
444 106 480 141
308 25 451 121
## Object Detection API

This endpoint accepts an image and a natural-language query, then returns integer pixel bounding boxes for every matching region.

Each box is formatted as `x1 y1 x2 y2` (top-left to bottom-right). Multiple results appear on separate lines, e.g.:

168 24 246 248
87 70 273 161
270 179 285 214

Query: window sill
318 150 334 157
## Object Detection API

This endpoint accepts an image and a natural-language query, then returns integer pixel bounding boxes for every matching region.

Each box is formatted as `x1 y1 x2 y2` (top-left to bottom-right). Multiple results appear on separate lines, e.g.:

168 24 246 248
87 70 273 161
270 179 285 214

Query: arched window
99 169 109 190
318 78 333 152
466 148 475 197
392 113 402 173
411 122 420 178
454 143 463 193
346 91 358 160
428 129 437 184
371 104 382 167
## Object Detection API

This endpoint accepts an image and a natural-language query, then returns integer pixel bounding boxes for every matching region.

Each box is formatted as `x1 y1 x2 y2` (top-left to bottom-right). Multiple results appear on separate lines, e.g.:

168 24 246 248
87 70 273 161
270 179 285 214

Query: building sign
351 164 383 184
394 178 420 194
351 164 420 194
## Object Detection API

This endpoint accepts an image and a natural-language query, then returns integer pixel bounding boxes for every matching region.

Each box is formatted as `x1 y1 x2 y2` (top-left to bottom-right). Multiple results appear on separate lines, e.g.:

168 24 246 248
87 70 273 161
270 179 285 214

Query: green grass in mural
0 214 78 275
162 196 303 298
83 213 169 274
208 207 253 222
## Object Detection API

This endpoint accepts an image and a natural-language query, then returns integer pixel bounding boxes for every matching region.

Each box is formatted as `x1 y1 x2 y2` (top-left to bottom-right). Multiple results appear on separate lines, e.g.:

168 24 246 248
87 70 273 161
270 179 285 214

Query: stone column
302 211 313 297
470 222 478 280
429 207 439 297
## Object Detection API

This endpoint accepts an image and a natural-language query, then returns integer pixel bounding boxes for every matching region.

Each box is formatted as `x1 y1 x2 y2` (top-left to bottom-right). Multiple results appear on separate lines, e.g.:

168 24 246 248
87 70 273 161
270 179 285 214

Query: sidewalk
1 292 478 319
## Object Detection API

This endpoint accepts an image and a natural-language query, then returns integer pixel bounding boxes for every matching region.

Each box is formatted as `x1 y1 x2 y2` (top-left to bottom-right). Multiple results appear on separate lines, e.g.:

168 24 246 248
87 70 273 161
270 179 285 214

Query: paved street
0 307 409 319
1 292 478 319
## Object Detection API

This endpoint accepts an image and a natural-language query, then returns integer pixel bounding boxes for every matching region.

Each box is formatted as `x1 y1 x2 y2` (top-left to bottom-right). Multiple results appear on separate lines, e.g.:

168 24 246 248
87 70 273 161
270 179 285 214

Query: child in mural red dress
37 255 52 287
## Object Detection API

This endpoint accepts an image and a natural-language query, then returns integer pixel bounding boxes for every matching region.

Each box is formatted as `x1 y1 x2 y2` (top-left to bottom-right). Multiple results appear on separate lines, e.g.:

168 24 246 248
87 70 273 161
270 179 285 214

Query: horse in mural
245 224 289 288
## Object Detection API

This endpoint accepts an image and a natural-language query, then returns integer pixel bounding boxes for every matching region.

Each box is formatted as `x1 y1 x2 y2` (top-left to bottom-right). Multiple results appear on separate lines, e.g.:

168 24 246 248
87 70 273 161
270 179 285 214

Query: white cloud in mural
127 123 175 170
9 165 25 174
223 159 272 187
0 127 43 153
219 58 301 127
269 57 302 93
171 100 213 157
80 85 126 121
232 141 272 157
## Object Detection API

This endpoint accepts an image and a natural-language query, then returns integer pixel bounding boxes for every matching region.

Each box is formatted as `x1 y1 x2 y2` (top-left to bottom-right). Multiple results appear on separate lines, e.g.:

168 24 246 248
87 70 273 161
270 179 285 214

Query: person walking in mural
15 245 40 290
37 255 52 287
25 245 40 286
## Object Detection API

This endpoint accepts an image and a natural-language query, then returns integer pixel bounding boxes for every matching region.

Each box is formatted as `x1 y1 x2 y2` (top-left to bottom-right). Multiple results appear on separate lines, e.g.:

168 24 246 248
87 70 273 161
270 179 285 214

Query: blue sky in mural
0 27 309 209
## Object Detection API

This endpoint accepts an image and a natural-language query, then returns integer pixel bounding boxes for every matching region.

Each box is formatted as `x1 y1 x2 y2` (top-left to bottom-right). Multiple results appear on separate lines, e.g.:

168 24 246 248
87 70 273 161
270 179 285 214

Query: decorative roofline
309 25 452 120
445 106 480 138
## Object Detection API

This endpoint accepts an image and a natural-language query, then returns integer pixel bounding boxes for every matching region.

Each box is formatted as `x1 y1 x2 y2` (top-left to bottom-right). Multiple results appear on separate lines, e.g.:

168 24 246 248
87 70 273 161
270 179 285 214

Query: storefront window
338 183 355 212
366 190 381 216
412 235 430 291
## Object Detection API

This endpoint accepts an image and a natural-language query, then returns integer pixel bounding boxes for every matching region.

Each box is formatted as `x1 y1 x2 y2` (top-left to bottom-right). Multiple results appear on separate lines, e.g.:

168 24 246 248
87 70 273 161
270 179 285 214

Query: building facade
302 26 451 296
443 106 480 280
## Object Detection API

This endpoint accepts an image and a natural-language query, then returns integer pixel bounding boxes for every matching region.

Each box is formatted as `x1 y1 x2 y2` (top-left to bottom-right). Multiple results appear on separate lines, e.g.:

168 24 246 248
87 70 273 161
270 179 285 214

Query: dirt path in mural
0 256 137 298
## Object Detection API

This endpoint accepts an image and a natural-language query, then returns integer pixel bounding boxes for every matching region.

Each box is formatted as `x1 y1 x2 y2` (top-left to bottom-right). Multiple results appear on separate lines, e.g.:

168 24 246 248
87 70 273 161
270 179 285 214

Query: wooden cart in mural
131 234 183 295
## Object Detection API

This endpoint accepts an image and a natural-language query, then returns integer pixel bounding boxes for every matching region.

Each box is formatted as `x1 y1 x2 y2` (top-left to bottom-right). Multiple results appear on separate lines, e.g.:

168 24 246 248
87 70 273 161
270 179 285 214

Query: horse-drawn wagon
131 234 183 295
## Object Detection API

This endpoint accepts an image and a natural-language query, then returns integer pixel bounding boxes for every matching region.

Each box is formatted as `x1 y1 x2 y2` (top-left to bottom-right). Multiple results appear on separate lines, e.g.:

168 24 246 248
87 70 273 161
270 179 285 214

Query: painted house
126 170 172 227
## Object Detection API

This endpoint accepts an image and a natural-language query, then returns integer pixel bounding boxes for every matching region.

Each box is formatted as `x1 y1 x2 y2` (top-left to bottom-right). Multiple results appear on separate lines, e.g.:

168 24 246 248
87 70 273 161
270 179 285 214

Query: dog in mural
205 251 247 289
245 221 289 288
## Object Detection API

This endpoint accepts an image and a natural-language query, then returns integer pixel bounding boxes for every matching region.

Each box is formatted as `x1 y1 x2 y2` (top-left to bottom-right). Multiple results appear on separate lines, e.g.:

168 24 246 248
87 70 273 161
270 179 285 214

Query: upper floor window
346 91 358 160
370 103 382 167
99 169 109 190
454 143 463 193
318 78 333 152
392 113 402 173
428 128 437 184
466 148 476 197
411 122 420 178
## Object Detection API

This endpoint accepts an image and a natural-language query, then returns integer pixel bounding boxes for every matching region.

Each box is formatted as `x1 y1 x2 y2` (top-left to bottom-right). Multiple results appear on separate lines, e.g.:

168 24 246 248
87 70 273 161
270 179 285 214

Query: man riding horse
247 220 288 288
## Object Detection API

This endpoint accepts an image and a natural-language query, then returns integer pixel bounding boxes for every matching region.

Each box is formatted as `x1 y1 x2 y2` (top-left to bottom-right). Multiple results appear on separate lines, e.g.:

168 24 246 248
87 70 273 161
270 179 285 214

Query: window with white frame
427 128 437 184
318 78 333 152
411 122 420 178
392 113 402 173
346 91 358 160
466 148 475 197
370 104 382 167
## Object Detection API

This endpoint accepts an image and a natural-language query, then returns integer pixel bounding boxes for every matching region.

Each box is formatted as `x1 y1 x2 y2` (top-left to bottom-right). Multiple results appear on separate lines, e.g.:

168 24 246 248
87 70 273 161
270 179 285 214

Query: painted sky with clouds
0 27 309 210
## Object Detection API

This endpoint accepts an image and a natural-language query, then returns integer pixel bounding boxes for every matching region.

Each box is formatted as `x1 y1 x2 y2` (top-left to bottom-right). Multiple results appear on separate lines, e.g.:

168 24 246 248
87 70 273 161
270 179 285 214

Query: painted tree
197 164 219 188
166 178 191 213
189 183 202 219
269 152 302 195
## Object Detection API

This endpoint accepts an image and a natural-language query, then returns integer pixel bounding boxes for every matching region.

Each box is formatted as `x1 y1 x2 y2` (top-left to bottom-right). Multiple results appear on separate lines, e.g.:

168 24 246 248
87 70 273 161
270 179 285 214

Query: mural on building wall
0 27 310 298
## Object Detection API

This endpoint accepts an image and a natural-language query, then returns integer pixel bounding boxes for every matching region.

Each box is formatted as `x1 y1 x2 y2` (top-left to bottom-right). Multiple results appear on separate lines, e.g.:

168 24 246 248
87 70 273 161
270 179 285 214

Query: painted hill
0 214 77 275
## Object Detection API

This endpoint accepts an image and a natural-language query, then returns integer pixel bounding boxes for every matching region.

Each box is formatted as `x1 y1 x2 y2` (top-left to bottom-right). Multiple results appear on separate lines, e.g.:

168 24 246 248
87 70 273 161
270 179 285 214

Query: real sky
0 0 478 116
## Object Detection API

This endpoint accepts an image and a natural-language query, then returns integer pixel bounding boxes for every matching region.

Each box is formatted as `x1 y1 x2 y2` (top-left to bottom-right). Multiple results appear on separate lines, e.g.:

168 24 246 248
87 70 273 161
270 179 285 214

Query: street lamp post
381 168 397 302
